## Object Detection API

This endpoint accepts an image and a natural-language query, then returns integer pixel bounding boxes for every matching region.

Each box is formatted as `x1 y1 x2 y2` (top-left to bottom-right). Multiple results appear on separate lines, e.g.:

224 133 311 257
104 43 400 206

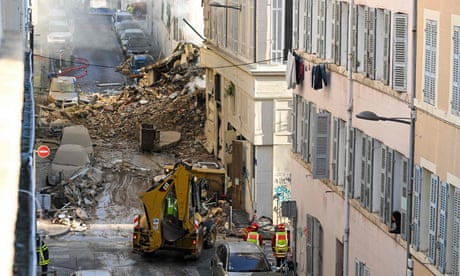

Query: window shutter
400 157 409 239
393 13 408 92
413 165 422 251
379 145 387 222
452 188 460 275
305 0 313 53
351 5 358 71
307 215 313 276
293 0 299 50
301 100 309 161
367 8 376 79
363 7 369 75
423 19 437 105
313 112 330 179
383 10 391 84
428 174 439 263
317 0 326 58
292 95 297 153
309 103 317 163
438 181 448 273
365 137 373 210
347 128 355 196
452 26 460 116
332 118 339 184
331 0 341 64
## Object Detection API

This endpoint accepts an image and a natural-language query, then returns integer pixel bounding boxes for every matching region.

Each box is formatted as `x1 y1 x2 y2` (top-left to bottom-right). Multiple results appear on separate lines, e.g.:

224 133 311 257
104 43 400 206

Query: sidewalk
37 219 70 237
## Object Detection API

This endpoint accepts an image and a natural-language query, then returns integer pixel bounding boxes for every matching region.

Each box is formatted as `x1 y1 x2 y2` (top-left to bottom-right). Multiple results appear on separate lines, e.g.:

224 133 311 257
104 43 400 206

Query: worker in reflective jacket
243 222 263 246
36 234 50 275
271 223 290 267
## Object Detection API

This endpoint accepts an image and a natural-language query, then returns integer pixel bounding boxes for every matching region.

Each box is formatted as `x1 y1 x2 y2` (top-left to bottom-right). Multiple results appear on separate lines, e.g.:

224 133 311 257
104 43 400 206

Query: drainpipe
406 1 417 275
253 1 257 63
343 1 354 276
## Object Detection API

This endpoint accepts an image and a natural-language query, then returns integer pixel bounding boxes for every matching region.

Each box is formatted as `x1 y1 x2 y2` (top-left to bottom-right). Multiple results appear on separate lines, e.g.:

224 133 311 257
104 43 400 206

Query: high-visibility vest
247 231 259 244
37 241 50 266
274 232 288 256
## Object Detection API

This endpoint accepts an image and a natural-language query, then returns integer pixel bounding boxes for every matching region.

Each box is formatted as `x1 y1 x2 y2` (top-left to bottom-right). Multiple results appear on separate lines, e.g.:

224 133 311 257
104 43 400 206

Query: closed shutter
293 0 299 49
393 13 408 92
301 100 309 161
313 112 330 179
367 8 376 79
363 7 369 75
382 10 391 84
438 182 448 273
305 0 313 53
347 128 355 196
313 221 323 276
331 0 341 64
413 165 422 251
452 189 460 275
401 157 409 239
351 5 358 71
380 147 393 224
332 118 339 184
379 145 388 221
317 0 326 58
452 26 460 116
292 95 298 152
360 136 373 210
307 215 313 276
423 19 437 105
428 174 439 263
309 104 317 163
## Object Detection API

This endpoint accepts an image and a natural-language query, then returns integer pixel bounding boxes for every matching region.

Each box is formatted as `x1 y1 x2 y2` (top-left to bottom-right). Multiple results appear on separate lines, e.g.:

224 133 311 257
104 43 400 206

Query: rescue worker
36 234 50 275
243 222 263 246
271 223 290 267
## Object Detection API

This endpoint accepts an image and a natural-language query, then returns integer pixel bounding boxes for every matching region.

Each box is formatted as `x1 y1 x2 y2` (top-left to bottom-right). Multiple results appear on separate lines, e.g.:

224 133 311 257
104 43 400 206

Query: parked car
120 28 146 52
210 241 276 275
125 37 151 56
47 144 91 186
112 11 134 31
115 20 142 39
60 125 94 160
48 76 80 108
70 269 111 276
129 54 154 76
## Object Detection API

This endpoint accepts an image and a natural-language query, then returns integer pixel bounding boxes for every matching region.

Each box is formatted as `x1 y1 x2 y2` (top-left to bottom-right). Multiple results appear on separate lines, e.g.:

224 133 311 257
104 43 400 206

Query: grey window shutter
363 7 369 75
367 8 376 79
393 13 408 92
413 165 422 251
305 0 313 53
452 26 460 116
309 103 317 163
351 5 358 71
385 149 394 224
331 0 341 64
428 174 439 263
313 112 330 179
301 100 309 161
306 214 313 276
401 157 409 239
360 136 367 207
379 145 388 222
347 128 355 196
293 0 299 49
317 0 326 58
332 118 339 184
423 19 437 105
383 10 391 85
365 137 373 210
438 181 448 273
292 95 297 152
452 189 460 275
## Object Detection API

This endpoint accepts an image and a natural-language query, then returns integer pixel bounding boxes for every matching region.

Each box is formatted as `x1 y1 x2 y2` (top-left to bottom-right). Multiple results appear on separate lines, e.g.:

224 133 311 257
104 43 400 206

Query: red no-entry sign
36 145 50 158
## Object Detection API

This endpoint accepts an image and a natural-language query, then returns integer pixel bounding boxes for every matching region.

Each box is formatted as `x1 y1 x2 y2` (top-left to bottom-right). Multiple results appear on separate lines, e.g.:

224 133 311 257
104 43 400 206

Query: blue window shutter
313 112 330 179
413 165 422 251
428 174 439 263
453 189 460 275
438 182 448 273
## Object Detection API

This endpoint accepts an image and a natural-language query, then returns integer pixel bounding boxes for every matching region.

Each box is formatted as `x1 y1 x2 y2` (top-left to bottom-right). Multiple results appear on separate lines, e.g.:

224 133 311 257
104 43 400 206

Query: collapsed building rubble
36 42 233 230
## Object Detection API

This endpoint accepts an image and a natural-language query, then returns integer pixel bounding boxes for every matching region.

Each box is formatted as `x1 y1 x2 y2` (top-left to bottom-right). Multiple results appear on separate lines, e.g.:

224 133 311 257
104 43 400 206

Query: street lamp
356 110 415 276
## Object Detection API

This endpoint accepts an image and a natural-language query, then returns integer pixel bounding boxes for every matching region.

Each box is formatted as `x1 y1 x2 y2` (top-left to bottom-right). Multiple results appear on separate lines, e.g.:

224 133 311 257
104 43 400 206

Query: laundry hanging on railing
312 64 328 90
286 51 297 89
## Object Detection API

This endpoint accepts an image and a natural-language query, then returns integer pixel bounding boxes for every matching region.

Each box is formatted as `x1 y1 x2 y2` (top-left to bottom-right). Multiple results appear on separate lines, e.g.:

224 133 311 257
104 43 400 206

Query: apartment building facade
200 0 292 219
289 0 416 275
411 1 460 275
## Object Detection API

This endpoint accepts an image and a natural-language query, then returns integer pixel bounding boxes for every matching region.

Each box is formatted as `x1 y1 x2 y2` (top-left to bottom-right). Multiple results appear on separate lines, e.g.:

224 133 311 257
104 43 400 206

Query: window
293 0 300 50
304 0 313 53
339 1 349 67
452 188 460 275
355 259 370 276
355 5 366 72
331 0 341 65
359 135 373 210
423 19 438 105
451 25 460 116
331 117 346 186
271 0 285 62
306 214 323 276
376 9 391 84
393 13 408 92
298 99 316 163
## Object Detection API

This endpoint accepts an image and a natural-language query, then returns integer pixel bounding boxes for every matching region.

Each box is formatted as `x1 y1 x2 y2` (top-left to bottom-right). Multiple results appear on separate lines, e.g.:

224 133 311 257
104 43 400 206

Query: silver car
210 241 276 276
60 125 94 160
48 76 79 108
47 144 90 186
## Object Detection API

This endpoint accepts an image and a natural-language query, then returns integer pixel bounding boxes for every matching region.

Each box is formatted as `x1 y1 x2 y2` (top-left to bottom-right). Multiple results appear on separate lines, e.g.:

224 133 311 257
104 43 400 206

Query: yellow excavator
132 160 225 259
